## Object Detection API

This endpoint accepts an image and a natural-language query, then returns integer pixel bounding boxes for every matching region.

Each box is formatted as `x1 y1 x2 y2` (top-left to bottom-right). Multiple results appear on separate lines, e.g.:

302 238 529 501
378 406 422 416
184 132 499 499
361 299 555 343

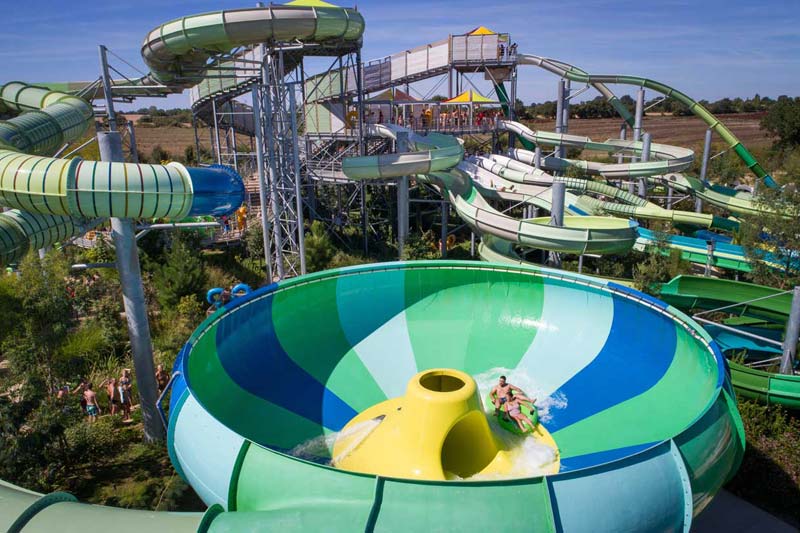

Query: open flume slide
464 152 758 271
343 125 639 255
516 53 776 188
658 276 800 409
500 120 695 178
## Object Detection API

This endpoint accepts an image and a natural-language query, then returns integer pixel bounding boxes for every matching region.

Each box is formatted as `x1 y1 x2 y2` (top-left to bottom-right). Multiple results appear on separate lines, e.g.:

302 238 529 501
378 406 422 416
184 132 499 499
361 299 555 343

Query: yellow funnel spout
332 369 515 480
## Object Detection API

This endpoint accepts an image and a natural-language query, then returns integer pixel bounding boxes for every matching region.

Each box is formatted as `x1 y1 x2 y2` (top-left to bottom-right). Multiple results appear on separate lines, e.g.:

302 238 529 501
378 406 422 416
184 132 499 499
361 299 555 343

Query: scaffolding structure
190 29 521 279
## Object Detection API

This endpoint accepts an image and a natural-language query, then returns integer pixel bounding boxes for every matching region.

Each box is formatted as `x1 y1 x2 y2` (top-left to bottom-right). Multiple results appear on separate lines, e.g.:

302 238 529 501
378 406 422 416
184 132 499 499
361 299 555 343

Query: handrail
156 370 182 429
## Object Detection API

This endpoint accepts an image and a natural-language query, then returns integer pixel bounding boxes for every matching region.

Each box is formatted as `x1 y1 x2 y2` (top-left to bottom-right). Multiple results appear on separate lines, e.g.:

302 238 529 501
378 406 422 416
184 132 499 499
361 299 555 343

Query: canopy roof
285 0 338 6
443 90 497 104
468 26 496 35
368 88 418 103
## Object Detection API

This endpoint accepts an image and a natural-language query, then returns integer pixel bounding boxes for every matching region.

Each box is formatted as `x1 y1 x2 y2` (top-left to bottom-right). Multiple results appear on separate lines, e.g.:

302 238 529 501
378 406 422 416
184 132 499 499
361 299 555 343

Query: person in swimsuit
489 376 523 417
119 369 133 422
83 383 101 423
155 365 169 394
103 377 120 416
504 390 537 433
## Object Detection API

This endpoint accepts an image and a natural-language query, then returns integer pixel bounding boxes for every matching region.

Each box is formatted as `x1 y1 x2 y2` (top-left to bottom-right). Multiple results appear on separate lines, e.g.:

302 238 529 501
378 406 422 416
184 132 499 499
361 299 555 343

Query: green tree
3 252 75 389
740 187 800 288
153 236 206 309
401 230 440 260
633 231 691 295
150 145 171 164
761 96 800 150
304 221 336 272
708 151 747 183
183 145 197 165
244 216 265 261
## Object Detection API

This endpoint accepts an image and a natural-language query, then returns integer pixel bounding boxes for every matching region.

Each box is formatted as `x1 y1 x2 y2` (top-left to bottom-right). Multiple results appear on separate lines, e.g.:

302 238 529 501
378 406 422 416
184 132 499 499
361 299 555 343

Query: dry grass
129 112 774 160
131 126 211 157
523 112 773 151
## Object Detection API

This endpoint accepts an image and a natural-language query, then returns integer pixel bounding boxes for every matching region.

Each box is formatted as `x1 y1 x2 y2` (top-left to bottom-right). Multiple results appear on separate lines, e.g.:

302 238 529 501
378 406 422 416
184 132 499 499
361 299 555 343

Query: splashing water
468 367 563 479
473 366 567 424
289 416 384 466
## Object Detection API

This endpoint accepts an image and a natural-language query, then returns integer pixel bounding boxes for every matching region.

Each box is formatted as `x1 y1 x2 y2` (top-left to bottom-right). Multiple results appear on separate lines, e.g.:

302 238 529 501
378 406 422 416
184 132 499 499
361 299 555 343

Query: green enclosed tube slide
0 2 369 263
0 80 244 264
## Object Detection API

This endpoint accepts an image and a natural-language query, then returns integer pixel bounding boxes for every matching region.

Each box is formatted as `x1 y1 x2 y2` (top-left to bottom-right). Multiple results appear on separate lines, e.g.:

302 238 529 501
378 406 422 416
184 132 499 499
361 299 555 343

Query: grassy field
523 112 773 150
127 112 773 160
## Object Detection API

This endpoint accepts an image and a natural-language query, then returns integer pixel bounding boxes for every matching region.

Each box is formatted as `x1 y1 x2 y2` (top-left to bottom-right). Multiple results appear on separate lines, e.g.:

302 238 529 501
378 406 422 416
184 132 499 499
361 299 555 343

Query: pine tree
153 235 206 310
304 221 336 273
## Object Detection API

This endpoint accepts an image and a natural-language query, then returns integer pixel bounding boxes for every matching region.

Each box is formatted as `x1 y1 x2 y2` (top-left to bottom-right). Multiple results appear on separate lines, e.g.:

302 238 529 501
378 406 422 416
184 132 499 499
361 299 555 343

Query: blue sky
1 0 798 109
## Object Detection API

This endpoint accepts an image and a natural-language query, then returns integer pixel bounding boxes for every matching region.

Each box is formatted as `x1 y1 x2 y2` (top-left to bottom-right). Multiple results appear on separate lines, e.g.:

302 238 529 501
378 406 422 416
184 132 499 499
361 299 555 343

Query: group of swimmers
489 375 537 432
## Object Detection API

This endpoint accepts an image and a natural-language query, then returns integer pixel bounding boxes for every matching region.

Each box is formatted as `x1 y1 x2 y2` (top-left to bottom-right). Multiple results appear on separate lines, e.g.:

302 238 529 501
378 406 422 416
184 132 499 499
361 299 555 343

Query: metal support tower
98 45 164 442
547 181 566 268
396 131 410 258
253 47 308 280
697 129 713 213
781 286 800 375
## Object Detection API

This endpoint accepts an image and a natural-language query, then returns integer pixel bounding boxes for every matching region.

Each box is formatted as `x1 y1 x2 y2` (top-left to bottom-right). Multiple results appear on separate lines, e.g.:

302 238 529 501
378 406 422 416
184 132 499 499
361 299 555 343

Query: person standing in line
155 364 170 395
119 369 133 422
102 377 121 416
83 383 101 423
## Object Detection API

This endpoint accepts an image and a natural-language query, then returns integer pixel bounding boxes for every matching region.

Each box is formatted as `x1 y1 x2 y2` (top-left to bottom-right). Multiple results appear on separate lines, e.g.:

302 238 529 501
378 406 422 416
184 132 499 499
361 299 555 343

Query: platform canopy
468 26 496 35
443 90 497 104
368 88 418 103
285 0 338 7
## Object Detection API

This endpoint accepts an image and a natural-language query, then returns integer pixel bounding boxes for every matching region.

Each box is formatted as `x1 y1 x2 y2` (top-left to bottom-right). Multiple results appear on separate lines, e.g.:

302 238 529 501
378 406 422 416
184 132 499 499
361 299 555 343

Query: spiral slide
0 3 370 266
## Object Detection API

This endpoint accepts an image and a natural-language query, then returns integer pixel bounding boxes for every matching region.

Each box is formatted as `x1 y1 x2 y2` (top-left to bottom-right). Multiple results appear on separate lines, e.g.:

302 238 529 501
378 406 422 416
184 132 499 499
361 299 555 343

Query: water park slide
162 261 742 531
516 53 775 188
0 2 368 265
343 125 639 255
3 261 745 531
500 120 695 178
0 2 363 531
477 152 721 228
0 82 244 265
658 276 800 409
465 153 758 271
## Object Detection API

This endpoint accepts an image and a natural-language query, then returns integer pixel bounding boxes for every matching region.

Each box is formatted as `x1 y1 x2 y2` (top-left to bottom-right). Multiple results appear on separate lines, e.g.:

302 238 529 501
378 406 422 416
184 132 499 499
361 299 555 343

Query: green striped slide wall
163 261 743 531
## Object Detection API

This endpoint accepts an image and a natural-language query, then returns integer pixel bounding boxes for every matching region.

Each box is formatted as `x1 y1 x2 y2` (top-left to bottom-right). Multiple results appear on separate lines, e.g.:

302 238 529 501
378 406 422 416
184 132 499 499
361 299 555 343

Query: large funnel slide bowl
167 261 744 531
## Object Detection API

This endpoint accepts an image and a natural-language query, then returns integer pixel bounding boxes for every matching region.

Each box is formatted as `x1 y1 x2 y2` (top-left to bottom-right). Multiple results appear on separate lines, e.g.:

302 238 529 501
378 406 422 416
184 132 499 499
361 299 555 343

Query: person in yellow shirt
236 205 247 231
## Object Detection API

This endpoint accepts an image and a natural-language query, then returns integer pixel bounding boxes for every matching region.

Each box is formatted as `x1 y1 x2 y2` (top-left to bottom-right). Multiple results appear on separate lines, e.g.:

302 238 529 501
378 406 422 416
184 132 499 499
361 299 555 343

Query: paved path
694 490 797 532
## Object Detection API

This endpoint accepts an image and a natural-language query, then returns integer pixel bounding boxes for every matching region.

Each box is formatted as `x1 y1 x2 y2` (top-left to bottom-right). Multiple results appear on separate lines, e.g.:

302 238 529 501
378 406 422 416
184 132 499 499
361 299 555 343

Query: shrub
304 221 336 272
64 416 129 459
727 400 800 525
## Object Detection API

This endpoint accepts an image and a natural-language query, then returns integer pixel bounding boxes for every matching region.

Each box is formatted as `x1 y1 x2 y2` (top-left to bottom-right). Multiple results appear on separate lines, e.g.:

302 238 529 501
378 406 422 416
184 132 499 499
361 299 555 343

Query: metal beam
780 286 800 374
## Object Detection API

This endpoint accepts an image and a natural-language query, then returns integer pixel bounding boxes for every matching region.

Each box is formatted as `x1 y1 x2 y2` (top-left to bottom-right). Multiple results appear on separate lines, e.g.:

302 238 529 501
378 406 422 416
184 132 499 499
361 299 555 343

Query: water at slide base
161 260 744 531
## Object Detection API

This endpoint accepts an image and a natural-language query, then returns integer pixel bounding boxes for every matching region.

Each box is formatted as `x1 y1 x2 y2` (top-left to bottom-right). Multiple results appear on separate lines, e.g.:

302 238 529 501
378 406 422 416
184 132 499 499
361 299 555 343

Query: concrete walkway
693 490 797 532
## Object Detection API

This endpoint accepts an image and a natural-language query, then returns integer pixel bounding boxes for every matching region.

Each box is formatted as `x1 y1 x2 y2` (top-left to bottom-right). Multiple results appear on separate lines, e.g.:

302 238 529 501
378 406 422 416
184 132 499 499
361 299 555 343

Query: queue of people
360 105 506 132
57 365 171 424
